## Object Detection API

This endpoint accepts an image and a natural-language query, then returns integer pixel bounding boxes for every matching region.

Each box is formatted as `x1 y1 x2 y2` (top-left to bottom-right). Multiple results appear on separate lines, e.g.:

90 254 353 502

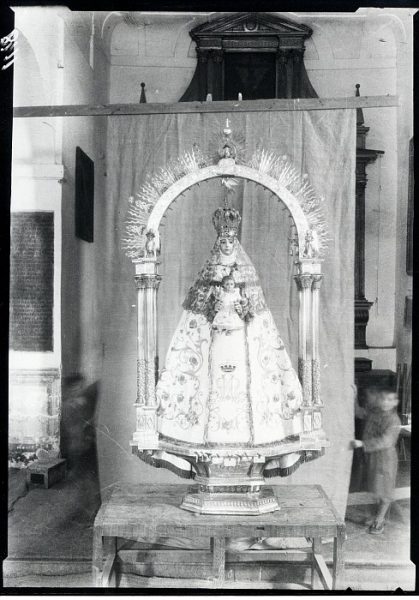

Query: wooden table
92 484 345 589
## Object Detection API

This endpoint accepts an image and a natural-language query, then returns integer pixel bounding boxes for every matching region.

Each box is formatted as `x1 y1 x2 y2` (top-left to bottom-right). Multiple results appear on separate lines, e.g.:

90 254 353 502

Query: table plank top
95 484 344 539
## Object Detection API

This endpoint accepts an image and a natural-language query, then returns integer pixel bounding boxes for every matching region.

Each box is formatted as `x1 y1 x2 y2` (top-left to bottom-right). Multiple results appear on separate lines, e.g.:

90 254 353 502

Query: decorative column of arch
131 258 161 450
295 270 313 406
294 259 324 434
129 160 324 450
311 273 324 408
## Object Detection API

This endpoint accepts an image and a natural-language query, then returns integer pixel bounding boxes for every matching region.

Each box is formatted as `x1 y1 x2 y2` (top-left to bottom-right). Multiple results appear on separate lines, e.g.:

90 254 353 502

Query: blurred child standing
353 387 401 534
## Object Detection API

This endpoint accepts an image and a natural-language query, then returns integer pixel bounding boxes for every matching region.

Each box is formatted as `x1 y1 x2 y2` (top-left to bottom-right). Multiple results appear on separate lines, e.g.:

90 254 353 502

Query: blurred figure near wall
353 386 401 534
61 374 101 517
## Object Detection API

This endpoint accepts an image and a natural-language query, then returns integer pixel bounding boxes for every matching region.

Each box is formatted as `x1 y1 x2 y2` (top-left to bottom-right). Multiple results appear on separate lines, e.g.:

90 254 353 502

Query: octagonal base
180 485 280 515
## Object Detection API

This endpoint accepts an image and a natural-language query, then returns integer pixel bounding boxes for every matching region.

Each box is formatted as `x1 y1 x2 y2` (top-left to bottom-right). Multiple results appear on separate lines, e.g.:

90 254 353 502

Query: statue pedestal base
180 485 280 515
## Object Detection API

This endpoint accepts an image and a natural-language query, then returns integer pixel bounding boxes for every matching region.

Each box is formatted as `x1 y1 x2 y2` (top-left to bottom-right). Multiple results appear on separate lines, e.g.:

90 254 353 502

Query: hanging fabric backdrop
97 109 356 517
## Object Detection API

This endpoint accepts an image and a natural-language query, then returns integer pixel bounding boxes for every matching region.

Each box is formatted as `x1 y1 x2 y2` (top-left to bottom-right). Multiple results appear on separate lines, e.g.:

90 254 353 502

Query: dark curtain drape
98 109 356 518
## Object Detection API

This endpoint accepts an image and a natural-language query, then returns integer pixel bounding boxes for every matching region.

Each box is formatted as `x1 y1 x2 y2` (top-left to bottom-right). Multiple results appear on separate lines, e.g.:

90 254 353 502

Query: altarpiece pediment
190 12 313 39
180 12 317 102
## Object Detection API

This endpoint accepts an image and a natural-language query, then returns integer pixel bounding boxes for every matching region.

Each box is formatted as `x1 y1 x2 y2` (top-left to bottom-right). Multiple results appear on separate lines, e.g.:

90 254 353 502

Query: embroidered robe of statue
156 236 303 446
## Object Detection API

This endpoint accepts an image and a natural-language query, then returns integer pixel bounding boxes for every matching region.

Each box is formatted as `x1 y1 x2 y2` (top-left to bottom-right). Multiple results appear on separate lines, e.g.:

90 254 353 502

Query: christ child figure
212 275 245 333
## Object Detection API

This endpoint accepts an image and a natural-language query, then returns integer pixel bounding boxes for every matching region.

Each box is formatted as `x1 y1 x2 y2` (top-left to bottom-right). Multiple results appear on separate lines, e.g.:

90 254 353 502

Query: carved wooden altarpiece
354 84 384 349
180 12 317 102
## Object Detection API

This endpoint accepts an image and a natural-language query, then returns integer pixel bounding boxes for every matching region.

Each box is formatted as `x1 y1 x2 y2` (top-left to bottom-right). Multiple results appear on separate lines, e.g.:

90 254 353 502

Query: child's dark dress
362 408 401 501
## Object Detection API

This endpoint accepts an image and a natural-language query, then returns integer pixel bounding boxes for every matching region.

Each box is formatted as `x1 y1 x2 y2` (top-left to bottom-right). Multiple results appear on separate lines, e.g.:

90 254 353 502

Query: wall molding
12 163 64 180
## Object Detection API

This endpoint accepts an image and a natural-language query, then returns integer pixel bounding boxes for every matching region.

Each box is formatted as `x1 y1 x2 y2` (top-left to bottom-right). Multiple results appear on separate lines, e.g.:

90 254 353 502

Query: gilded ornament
135 274 162 289
294 273 313 291
303 229 319 258
145 230 160 258
312 274 323 290
312 358 322 405
298 357 312 406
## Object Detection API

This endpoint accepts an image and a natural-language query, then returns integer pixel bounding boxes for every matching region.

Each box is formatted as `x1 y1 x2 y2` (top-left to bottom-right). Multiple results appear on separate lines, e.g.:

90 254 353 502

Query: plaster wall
59 12 109 384
10 9 66 458
107 10 413 370
12 8 63 165
11 8 110 459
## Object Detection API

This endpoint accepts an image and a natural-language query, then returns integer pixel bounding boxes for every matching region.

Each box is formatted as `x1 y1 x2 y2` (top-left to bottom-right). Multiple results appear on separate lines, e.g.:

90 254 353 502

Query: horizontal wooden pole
118 548 313 564
13 95 399 118
118 571 311 589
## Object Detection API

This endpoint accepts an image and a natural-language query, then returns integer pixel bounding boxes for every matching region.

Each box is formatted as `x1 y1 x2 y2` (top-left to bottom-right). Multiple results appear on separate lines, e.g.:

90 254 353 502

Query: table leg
312 537 332 590
102 537 117 587
333 527 345 590
211 537 226 587
311 537 322 590
92 532 117 588
92 527 103 587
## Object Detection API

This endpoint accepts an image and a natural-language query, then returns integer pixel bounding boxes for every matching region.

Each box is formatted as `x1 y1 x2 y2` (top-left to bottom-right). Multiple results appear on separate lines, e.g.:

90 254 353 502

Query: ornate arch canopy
147 164 310 247
123 120 328 262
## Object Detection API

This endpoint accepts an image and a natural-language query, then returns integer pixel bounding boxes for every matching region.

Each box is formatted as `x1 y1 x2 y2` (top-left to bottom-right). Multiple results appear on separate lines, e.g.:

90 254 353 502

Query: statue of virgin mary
156 205 304 448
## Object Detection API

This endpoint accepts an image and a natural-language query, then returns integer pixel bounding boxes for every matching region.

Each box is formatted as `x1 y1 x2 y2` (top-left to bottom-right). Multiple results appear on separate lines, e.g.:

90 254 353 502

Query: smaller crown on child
212 206 241 237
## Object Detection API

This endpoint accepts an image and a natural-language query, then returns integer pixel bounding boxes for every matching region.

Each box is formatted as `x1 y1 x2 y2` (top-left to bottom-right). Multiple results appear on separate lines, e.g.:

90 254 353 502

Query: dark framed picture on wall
75 146 94 243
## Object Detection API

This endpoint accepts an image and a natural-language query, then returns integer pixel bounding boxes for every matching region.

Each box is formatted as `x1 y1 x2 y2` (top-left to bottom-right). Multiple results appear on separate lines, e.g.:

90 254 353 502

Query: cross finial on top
218 118 237 162
223 118 232 137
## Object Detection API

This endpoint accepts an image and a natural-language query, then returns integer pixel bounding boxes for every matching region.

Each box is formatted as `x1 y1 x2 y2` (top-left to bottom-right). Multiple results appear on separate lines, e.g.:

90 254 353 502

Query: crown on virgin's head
212 206 241 237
